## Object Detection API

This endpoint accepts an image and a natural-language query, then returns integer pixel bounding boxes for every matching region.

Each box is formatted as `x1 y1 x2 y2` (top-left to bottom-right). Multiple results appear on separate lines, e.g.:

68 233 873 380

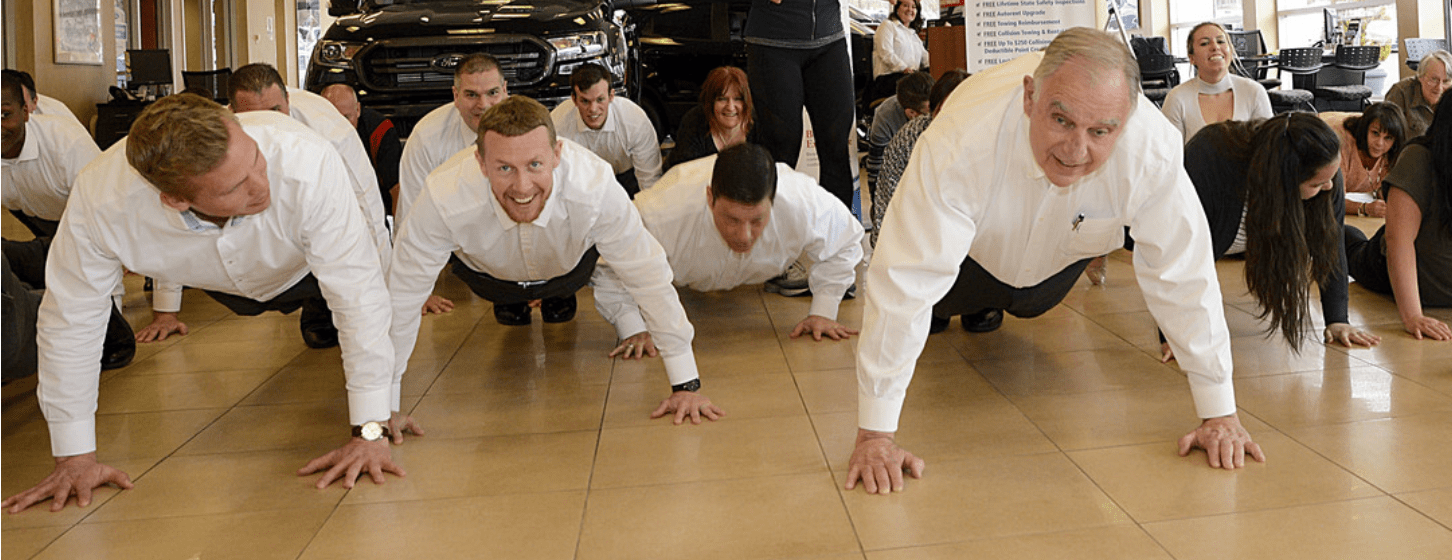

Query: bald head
320 83 361 127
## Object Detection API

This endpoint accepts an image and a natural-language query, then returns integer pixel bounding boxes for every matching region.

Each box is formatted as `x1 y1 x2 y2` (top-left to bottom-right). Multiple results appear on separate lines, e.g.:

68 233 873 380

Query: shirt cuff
808 295 842 322
614 313 649 341
858 392 906 433
348 387 393 426
661 352 700 386
391 381 403 413
151 282 184 312
48 417 97 458
1188 374 1237 420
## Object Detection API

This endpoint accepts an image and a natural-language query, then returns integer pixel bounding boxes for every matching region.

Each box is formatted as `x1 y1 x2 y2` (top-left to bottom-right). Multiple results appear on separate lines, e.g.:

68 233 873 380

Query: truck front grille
358 37 552 91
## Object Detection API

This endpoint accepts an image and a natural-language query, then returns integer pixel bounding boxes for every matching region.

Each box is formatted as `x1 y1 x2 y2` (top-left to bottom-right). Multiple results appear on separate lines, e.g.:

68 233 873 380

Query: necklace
713 124 742 149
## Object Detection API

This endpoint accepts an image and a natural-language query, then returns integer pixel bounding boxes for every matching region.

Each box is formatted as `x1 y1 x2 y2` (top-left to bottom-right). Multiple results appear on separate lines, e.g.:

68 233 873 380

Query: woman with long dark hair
1321 102 1408 218
1168 112 1381 359
1345 94 1452 340
663 66 757 172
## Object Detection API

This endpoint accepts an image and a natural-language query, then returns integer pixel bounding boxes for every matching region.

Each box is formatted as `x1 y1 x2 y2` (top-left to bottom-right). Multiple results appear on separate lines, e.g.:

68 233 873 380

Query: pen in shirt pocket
1072 213 1085 231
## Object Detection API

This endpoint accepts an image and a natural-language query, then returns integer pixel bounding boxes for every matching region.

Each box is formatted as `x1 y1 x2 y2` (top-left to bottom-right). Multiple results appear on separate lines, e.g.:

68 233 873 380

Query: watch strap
671 379 701 393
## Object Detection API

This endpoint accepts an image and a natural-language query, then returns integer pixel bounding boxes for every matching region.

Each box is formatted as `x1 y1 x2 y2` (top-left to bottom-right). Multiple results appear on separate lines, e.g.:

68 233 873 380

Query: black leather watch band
671 379 701 393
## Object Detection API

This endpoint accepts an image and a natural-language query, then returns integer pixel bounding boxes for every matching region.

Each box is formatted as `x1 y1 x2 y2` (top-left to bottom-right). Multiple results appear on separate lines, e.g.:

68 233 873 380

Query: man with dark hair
322 83 403 217
594 143 863 358
399 53 508 223
138 64 390 346
1 95 412 514
550 63 662 196
2 78 101 238
389 95 722 424
848 28 1264 495
870 69 968 248
863 70 934 226
1 69 82 127
397 53 509 315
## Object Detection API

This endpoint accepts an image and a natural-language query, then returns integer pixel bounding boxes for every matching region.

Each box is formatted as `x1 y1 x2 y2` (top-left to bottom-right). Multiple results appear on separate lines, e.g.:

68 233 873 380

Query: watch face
361 421 384 441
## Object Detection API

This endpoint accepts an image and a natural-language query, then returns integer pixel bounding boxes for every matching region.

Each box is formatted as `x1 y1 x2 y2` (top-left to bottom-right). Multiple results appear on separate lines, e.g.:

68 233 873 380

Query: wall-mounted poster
54 0 105 65
965 0 1096 72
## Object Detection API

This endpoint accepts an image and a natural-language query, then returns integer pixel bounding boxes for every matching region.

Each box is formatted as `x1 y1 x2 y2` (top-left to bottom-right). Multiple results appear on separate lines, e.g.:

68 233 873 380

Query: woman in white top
868 0 929 102
873 0 929 77
1161 22 1273 144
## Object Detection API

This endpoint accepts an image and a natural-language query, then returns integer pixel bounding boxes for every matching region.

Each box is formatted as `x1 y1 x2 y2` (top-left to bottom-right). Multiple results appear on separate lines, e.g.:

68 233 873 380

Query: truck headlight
315 41 364 66
548 31 607 62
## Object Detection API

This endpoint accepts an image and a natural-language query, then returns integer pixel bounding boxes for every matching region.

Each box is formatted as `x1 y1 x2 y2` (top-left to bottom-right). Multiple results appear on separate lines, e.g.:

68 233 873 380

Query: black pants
2 237 134 381
934 254 1094 319
450 247 600 304
7 209 59 239
203 275 334 330
616 170 640 199
1344 224 1393 295
747 38 856 208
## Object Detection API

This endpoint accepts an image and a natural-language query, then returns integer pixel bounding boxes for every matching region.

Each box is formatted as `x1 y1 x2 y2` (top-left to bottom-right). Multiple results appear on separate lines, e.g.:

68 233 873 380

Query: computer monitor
1323 9 1342 47
126 49 173 86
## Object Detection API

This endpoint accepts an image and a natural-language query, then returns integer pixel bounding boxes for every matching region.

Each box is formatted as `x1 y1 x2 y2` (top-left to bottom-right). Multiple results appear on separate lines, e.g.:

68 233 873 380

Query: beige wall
1397 0 1448 78
9 0 121 126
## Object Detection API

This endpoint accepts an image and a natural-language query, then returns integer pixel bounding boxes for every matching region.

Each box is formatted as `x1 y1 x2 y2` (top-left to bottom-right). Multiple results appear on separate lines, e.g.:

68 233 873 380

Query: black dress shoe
928 314 950 334
962 309 1004 333
493 302 531 326
101 304 136 370
540 294 577 323
300 325 340 349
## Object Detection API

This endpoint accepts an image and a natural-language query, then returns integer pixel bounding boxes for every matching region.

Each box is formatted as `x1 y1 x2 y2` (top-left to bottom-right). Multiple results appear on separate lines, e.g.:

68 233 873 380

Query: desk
94 101 150 149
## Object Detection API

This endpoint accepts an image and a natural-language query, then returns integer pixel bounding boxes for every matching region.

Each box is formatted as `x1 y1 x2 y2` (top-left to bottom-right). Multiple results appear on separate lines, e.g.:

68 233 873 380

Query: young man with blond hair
2 95 412 514
389 95 722 424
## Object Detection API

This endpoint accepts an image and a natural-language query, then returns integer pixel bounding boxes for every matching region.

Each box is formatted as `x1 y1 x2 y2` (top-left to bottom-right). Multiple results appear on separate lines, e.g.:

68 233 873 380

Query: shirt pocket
1059 217 1124 260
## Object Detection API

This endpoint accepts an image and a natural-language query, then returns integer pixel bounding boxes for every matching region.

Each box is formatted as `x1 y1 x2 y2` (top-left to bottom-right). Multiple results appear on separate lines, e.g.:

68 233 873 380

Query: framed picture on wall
54 0 104 65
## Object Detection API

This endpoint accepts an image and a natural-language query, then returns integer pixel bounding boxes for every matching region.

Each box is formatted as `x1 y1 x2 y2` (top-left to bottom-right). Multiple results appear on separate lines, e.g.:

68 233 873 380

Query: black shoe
300 297 339 348
300 325 339 349
101 304 136 370
842 284 857 300
962 309 1004 333
540 294 577 323
928 314 949 334
493 302 531 326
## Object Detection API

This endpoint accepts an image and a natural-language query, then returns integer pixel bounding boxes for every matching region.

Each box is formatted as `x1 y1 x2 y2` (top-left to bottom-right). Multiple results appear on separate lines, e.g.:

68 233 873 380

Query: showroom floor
3 215 1451 559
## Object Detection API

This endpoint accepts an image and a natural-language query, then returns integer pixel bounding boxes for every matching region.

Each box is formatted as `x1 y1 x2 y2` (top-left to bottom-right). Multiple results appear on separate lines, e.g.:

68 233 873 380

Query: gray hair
1031 27 1141 109
1419 50 1452 78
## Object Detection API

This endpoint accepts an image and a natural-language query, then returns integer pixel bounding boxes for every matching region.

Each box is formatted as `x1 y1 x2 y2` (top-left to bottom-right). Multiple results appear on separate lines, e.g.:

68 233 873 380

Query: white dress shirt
38 111 394 457
154 88 390 312
872 18 929 77
35 94 84 128
594 155 863 338
550 96 662 190
2 114 101 220
860 52 1235 432
389 140 699 385
397 102 475 223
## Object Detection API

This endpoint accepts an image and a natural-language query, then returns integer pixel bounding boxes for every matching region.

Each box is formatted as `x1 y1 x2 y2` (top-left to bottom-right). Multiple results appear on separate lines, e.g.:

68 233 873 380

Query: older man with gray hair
847 28 1266 495
1385 49 1451 138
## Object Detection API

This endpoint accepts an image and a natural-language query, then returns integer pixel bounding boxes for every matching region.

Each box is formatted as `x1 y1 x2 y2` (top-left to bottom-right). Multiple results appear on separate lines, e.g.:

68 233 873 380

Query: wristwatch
671 379 701 393
351 420 391 442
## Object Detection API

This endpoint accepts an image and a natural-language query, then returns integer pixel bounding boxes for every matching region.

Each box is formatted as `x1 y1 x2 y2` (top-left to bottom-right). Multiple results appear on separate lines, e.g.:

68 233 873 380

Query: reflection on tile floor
3 243 1450 559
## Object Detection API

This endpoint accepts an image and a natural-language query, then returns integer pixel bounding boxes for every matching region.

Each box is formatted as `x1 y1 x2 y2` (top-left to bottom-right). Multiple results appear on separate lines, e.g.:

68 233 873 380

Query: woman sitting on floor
663 66 758 172
1344 94 1452 340
1320 103 1408 218
1166 112 1382 360
1161 22 1273 144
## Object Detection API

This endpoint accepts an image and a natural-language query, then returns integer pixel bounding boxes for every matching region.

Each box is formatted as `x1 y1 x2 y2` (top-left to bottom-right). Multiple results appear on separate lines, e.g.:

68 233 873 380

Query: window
1277 0 1397 50
1169 0 1242 56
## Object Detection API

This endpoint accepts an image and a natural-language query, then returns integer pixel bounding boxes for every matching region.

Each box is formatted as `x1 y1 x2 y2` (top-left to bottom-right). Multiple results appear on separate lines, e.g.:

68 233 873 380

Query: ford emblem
432 54 466 71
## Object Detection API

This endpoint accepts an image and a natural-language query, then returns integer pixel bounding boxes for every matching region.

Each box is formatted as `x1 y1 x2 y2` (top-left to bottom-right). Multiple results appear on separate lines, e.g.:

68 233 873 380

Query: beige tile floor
3 216 1452 559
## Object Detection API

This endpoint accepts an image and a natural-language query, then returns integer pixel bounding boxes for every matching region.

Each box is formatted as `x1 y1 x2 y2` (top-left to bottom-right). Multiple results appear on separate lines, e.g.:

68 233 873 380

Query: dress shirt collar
3 121 42 164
